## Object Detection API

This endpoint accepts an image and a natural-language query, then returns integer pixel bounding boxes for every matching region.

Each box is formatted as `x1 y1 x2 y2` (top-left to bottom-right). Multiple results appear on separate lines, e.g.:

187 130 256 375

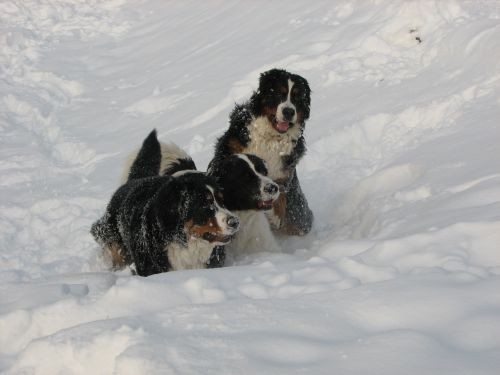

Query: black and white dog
121 130 281 262
91 131 239 276
214 68 313 236
207 153 280 258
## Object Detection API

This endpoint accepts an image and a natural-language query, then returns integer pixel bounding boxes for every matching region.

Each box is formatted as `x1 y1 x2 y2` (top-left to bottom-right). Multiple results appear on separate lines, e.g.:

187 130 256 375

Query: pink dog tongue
276 121 289 132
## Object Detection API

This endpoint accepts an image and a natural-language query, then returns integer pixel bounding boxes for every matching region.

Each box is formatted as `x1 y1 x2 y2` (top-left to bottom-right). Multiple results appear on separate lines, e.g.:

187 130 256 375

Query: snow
1 0 500 373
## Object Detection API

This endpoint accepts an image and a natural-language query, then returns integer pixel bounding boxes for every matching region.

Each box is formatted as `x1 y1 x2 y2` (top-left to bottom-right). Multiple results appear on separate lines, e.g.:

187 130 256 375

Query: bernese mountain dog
121 130 281 263
207 153 281 258
214 68 313 236
91 130 240 276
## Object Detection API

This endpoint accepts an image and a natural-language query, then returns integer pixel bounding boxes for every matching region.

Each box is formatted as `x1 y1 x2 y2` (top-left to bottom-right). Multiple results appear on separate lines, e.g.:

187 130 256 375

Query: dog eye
202 199 215 210
256 166 268 175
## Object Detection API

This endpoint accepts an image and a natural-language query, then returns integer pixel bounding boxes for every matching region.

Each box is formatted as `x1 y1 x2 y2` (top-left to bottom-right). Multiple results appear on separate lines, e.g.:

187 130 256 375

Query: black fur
282 170 313 234
128 130 162 180
91 130 237 276
214 68 313 235
92 176 180 275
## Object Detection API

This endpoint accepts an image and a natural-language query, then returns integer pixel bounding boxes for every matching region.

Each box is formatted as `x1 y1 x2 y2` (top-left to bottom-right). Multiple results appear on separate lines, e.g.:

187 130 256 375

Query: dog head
161 171 239 245
252 68 311 134
207 154 280 211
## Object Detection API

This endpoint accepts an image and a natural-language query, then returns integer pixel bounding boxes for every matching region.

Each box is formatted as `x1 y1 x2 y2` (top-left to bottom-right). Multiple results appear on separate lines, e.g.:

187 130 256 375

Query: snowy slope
1 0 500 373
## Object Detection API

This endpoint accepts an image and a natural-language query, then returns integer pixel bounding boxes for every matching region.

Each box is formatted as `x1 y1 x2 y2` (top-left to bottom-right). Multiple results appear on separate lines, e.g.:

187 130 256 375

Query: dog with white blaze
214 68 313 236
91 130 239 276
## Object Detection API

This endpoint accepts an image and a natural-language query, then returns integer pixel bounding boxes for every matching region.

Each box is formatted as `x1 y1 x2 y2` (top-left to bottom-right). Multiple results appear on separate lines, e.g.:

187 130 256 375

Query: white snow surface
1 0 500 373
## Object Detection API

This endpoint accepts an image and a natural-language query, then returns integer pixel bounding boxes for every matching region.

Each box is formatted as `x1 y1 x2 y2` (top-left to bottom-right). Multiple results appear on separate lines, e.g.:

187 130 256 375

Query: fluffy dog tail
158 142 196 176
125 129 162 181
121 129 196 183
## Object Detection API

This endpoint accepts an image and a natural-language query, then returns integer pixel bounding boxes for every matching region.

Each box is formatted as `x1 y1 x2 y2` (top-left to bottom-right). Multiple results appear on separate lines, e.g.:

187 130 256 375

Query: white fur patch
245 115 302 180
276 79 297 124
159 142 190 175
166 238 215 271
120 141 191 183
120 150 139 184
226 210 280 257
172 169 203 177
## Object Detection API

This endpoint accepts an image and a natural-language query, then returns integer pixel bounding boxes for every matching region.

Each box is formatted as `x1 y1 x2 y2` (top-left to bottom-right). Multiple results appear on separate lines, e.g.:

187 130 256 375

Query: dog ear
291 74 311 121
259 69 271 86
207 157 232 187
153 178 189 234
259 68 281 87
207 157 223 181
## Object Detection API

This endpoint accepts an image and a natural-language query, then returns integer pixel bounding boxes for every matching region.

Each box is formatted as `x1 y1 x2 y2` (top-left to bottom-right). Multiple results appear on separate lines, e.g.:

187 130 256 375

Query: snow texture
1 0 500 373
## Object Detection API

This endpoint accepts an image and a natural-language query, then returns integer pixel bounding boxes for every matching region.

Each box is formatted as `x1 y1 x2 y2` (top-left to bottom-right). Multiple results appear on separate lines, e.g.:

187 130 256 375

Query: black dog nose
264 183 278 195
282 107 295 121
227 216 239 229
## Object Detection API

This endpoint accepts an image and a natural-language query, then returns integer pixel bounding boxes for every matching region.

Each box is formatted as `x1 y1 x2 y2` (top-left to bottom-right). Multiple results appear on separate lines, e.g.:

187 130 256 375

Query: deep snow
1 0 500 373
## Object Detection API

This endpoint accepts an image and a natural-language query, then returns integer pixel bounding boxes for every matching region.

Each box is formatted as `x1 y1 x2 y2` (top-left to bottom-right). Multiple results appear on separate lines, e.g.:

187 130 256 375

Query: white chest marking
245 116 301 180
225 210 280 257
167 238 215 271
